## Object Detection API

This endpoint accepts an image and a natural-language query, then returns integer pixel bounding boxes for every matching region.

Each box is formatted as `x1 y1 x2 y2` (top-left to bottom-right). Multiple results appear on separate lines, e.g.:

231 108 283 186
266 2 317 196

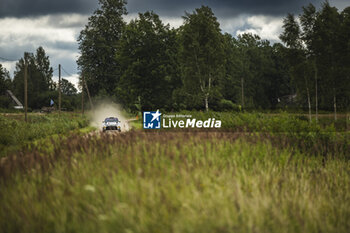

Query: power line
61 66 75 77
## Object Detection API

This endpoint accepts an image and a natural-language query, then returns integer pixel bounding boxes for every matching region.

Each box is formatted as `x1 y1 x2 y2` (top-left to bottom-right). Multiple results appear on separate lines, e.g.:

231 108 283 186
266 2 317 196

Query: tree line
280 2 350 120
0 47 79 110
77 0 349 114
1 1 348 114
78 1 288 112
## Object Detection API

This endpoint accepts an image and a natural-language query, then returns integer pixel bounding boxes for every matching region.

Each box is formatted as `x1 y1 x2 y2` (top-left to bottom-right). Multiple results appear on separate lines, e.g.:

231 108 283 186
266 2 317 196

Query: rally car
102 117 121 132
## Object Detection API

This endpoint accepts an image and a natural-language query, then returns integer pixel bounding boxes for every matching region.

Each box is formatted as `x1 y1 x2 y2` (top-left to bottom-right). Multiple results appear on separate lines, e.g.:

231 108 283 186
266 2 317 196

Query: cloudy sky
0 0 348 89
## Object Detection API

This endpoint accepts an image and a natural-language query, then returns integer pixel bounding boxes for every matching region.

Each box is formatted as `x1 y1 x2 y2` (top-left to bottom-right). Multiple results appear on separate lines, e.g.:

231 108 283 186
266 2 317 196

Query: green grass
0 112 89 157
0 131 349 233
167 111 349 132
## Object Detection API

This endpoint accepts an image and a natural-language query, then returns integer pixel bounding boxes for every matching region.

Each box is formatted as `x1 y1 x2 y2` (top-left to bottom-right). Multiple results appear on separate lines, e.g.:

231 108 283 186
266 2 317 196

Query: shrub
0 113 88 157
217 99 241 112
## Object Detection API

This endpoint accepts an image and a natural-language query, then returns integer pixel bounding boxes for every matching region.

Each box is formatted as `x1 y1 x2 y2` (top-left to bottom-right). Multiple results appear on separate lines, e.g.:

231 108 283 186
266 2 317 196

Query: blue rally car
102 117 121 132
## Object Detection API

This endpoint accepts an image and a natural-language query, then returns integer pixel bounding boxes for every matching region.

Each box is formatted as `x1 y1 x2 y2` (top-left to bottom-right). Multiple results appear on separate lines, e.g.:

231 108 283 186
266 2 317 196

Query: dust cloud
89 101 130 132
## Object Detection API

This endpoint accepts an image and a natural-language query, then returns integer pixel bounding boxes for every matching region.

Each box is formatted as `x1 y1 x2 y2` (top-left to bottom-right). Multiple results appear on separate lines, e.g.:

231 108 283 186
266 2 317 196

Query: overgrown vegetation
154 111 350 158
0 0 348 231
0 113 89 157
0 131 349 233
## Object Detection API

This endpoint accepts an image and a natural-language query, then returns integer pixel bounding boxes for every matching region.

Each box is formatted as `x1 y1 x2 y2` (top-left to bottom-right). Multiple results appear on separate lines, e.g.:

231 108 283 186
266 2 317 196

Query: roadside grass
0 112 89 157
143 111 350 158
130 119 142 129
0 131 349 233
168 111 349 132
0 111 349 232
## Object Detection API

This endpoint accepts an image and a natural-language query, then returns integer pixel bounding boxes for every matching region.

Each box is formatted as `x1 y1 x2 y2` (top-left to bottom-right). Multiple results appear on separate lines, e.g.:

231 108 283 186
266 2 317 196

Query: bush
0 96 11 108
217 99 241 112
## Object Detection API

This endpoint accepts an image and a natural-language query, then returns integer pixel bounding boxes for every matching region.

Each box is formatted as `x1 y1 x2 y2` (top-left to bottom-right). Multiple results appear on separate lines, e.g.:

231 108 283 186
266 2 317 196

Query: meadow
0 112 349 233
0 113 89 157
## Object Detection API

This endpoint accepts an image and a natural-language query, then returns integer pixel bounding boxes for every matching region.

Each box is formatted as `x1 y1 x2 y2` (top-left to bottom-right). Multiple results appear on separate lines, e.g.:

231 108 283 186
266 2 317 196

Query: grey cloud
0 44 35 61
1 35 78 55
0 41 79 84
51 41 78 51
52 56 79 78
0 0 98 18
126 0 324 17
46 14 89 28
1 0 341 19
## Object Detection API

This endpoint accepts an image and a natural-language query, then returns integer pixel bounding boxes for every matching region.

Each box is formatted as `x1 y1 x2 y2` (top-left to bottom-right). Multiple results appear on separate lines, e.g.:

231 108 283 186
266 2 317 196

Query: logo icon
143 110 161 129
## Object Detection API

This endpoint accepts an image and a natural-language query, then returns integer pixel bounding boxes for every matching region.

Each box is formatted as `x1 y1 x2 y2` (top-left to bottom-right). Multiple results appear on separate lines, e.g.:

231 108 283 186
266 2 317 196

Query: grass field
0 112 90 157
0 112 349 233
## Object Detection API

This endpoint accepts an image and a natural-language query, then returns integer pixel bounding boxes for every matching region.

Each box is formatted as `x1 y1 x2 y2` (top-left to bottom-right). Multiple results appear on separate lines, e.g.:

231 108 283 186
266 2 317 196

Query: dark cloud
1 0 335 19
127 0 323 17
0 0 98 18
0 44 35 61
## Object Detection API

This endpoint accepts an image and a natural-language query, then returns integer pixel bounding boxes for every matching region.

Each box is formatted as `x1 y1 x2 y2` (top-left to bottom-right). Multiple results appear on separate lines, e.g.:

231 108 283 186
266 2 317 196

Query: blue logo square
143 110 161 129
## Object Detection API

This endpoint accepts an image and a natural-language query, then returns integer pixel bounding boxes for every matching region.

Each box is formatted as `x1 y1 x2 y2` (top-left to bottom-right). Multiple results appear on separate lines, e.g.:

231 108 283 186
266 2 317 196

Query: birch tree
280 13 313 122
300 4 318 121
313 2 341 121
179 6 224 111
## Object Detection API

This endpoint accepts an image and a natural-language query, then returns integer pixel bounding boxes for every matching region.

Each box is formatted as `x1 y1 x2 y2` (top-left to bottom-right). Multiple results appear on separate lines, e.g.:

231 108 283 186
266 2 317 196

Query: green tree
280 13 313 120
299 4 319 120
236 33 282 109
116 11 179 111
218 34 241 105
339 7 350 111
35 46 54 90
12 48 53 109
0 64 12 108
77 0 127 96
268 43 293 108
179 6 225 111
313 2 342 119
61 78 77 95
0 64 11 94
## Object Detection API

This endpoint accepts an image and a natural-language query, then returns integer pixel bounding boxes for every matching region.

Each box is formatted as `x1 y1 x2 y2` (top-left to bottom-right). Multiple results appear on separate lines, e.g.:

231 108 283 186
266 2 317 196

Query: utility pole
58 64 61 114
81 75 84 115
241 77 244 110
24 57 28 122
241 48 246 111
84 79 93 110
315 66 318 123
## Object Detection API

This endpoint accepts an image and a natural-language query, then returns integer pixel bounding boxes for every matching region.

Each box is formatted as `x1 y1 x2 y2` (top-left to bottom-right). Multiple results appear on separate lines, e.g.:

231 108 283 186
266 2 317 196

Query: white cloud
235 15 284 42
0 15 86 45
219 15 248 34
0 14 88 89
53 74 80 92
1 61 16 76
123 13 184 29
161 16 184 28
124 13 283 42
0 12 286 92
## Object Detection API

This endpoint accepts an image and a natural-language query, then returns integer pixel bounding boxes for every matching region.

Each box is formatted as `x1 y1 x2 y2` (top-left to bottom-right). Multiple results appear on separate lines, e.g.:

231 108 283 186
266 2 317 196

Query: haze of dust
89 101 130 132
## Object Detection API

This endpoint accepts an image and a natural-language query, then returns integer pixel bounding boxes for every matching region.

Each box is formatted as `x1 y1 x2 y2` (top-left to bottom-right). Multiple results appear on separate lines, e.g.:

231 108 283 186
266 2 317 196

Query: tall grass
0 131 349 233
140 111 350 158
174 111 348 132
0 113 89 157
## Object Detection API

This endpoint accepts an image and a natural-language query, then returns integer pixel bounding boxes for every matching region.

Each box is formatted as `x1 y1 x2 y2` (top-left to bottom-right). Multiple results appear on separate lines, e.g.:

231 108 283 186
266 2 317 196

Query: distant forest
0 47 79 111
1 0 349 114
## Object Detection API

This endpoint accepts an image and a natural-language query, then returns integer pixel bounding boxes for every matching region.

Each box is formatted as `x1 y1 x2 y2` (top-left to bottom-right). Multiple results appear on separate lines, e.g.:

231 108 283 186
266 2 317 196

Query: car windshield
105 118 118 122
